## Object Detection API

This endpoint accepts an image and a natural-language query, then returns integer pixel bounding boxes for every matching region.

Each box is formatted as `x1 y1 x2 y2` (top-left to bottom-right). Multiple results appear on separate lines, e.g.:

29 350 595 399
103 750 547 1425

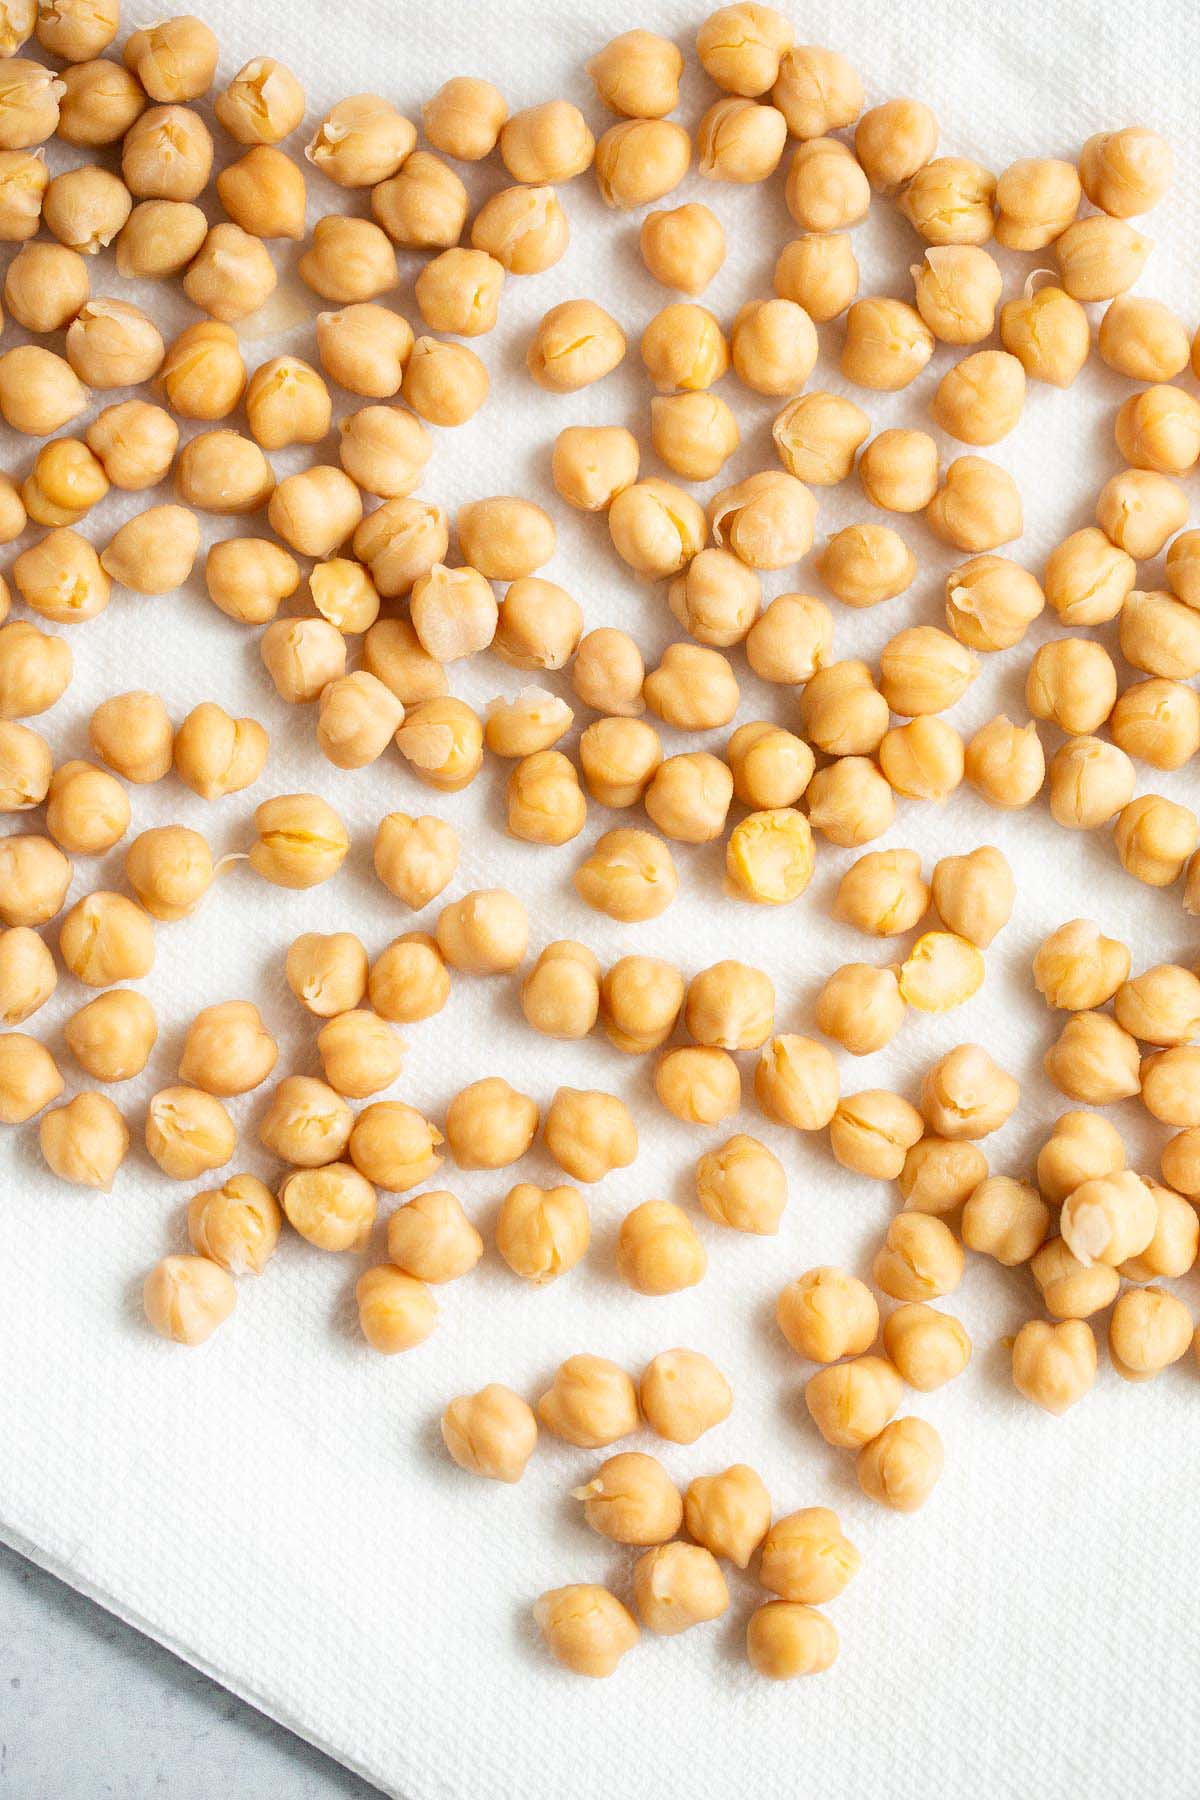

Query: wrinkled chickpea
1044 1011 1142 1104
534 1586 639 1679
1079 126 1172 217
873 1212 965 1301
1000 284 1089 387
470 183 568 274
773 388 870 483
834 848 929 937
248 793 349 890
145 1085 235 1181
755 1033 839 1131
900 156 995 244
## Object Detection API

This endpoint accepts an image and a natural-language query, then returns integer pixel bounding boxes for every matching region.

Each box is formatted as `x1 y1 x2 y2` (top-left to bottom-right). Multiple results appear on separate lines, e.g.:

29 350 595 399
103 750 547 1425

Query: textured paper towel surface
2 2 1199 1796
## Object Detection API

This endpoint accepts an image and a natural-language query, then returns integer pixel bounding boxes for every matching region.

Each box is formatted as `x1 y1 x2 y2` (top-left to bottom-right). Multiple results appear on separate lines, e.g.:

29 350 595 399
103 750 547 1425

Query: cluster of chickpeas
1 0 1199 1686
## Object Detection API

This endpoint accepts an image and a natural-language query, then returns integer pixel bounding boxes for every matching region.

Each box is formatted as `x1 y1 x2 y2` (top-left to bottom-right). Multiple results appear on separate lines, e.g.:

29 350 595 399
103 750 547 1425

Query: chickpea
758 1507 860 1606
315 304 412 399
441 1386 537 1485
495 1180 588 1285
11 528 108 625
184 223 277 322
1116 385 1200 476
60 890 155 986
1048 736 1134 830
816 963 906 1055
840 296 933 391
883 1304 971 1391
268 466 363 559
727 722 814 810
1108 1287 1191 1383
1115 963 1200 1046
1141 1046 1200 1127
4 240 88 332
772 389 869 484
143 1256 235 1347
216 146 306 241
0 345 88 437
444 1075 538 1171
285 932 367 1021
175 1000 276 1099
347 1101 443 1192
712 470 817 570
574 1450 683 1545
1045 1011 1141 1105
203 539 298 627
260 619 346 706
961 1176 1049 1267
668 548 759 648
640 202 726 295
1162 1129 1200 1199
187 1175 281 1278
245 357 331 451
256 1075 351 1168
644 753 732 843
774 232 858 321
921 1044 1019 1139
1110 680 1200 770
1037 913 1131 1012
819 522 916 607
1120 590 1200 682
931 350 1025 446
387 1189 481 1285
855 97 938 190
42 163 130 253
877 628 976 720
684 1462 771 1567
494 579 580 674
829 1090 924 1179
594 118 691 209
899 1137 988 1215
370 1266 449 1356
157 322 245 423
0 833 71 925
880 713 965 801
994 157 1081 249
371 813 457 913
145 1085 235 1181
691 1134 785 1237
575 828 678 923
368 933 450 1025
354 497 451 597
1000 284 1090 388
859 429 939 514
44 758 127 856
805 757 896 847
1055 214 1151 302
525 298 625 395
435 888 527 974
633 1543 729 1637
1036 1109 1126 1204
1099 296 1190 382
1012 1318 1097 1414
395 696 482 791
305 94 414 188
122 104 212 201
650 392 740 483
283 1168 377 1253
725 807 815 905
1044 526 1134 627
681 961 772 1052
1114 793 1198 886
470 183 567 274
317 672 405 771
654 1046 740 1126
500 99 593 186
316 1010 404 1100
551 426 639 514
0 145 46 235
123 16 217 102
755 1034 838 1131
537 1354 640 1450
874 1212 965 1301
600 955 683 1053
834 848 928 938
578 716 661 803
926 456 1022 554
485 690 573 760
124 824 213 923
414 247 503 340
587 30 681 116
1121 1182 1198 1283
696 5 792 95
213 59 304 147
102 505 200 597
545 1085 639 1184
422 76 507 160
0 56 63 148
299 215 395 307
785 137 869 233
776 1266 877 1361
1025 638 1117 735
608 479 707 580
1185 856 1200 917
929 845 1014 949
963 715 1044 808
1079 126 1172 217
772 43 862 137
248 793 349 890
0 1031 63 1120
519 942 600 1042
900 156 995 244
805 1354 901 1448
0 719 51 811
858 1416 944 1512
85 691 168 785
22 438 108 530
534 1586 639 1679
0 925 54 1025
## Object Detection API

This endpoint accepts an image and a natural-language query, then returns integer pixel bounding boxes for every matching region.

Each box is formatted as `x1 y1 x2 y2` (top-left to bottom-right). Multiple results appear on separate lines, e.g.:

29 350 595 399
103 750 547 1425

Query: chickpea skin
441 1386 536 1485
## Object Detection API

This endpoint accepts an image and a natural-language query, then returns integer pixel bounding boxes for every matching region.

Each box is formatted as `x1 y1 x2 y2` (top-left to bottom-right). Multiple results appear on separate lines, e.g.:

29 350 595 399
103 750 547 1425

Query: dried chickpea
727 723 814 810
805 757 895 847
544 1085 637 1184
726 807 815 905
883 1304 971 1391
829 1090 924 1180
521 942 601 1041
0 1032 63 1120
600 955 683 1053
785 137 870 233
840 297 932 391
760 1508 860 1605
899 156 995 245
436 889 527 974
961 1176 1049 1266
347 1101 443 1193
248 793 349 890
1109 680 1199 771
285 932 368 1020
805 1355 901 1448
650 392 740 481
45 759 128 855
772 44 862 137
184 1176 281 1282
1079 127 1172 217
921 1044 1019 1139
617 1199 706 1295
855 98 938 190
145 1086 234 1181
470 184 568 274
0 925 55 1025
157 322 245 422
994 157 1081 248
690 1133 785 1234
815 964 906 1055
305 94 414 188
929 846 1014 949
122 104 212 201
899 1137 988 1215
1099 296 1190 382
640 202 726 295
1113 794 1197 886
533 1587 638 1679
496 1181 589 1284
440 1387 535 1484
1000 284 1089 387
930 351 1025 446
283 1167 377 1253
395 697 483 791
833 848 928 937
772 389 870 483
143 1256 235 1346
818 523 916 607
0 833 72 925
594 118 691 209
774 232 858 321
1044 1011 1142 1105
859 429 939 513
1036 1110 1126 1204
776 1266 878 1362
536 1354 639 1449
422 77 507 160
244 357 331 451
216 146 306 240
873 1212 964 1301
368 933 450 1025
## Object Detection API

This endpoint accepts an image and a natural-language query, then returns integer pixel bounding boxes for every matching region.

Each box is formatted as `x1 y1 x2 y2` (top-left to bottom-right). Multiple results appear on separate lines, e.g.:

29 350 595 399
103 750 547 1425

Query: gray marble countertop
0 1543 381 1798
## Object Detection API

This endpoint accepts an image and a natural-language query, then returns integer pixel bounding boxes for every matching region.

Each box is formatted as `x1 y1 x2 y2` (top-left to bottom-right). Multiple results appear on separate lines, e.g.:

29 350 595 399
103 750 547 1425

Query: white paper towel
3 1 1199 1796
